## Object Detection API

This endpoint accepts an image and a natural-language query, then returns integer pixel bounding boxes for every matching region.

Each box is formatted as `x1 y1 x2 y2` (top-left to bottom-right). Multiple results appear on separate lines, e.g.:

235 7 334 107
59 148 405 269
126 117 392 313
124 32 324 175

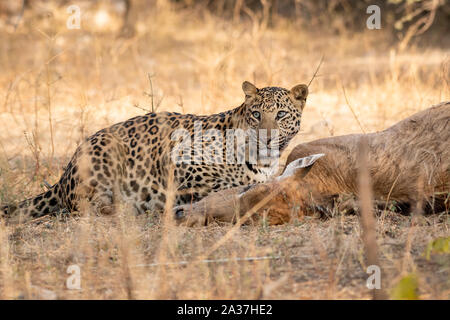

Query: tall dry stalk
357 137 387 300
0 223 12 299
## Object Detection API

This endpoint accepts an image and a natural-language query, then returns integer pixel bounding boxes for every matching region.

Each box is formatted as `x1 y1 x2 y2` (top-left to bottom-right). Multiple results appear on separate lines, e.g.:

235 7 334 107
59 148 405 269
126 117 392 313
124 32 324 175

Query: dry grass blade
342 82 366 134
357 137 387 300
308 55 324 88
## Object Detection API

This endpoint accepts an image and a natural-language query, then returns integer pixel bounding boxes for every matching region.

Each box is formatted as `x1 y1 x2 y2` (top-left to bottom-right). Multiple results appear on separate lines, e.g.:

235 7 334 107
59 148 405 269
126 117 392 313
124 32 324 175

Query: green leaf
390 274 419 300
424 237 450 260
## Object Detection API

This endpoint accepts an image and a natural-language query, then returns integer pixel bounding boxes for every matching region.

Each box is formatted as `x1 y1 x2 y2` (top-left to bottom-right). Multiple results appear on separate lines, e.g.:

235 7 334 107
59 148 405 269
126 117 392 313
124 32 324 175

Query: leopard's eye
252 111 261 120
276 111 287 119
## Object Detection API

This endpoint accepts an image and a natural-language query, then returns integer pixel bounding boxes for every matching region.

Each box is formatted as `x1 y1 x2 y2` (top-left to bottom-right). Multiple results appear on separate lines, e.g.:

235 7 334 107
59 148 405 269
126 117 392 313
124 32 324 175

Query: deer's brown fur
174 102 449 226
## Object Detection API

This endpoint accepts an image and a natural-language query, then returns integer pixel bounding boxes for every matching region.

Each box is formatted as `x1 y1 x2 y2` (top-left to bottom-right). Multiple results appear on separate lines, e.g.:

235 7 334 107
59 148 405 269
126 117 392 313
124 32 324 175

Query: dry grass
0 1 449 299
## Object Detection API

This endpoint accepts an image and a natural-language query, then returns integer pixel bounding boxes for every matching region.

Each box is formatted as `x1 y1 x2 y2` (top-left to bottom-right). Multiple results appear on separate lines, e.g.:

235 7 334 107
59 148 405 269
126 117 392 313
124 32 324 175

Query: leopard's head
239 81 308 153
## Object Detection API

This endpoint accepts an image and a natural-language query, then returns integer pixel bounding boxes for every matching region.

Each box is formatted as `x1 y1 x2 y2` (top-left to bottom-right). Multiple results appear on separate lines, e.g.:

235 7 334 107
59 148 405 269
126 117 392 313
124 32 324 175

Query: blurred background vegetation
0 0 450 45
1 0 449 49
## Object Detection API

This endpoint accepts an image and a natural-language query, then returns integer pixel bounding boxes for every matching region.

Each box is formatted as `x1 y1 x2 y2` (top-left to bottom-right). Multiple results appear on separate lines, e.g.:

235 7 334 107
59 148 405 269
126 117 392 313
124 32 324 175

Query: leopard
1 81 308 222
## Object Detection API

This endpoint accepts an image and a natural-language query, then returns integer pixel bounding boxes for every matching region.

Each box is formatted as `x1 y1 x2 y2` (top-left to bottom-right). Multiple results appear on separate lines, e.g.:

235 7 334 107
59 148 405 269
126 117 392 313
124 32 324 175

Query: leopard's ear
242 81 258 101
289 84 308 110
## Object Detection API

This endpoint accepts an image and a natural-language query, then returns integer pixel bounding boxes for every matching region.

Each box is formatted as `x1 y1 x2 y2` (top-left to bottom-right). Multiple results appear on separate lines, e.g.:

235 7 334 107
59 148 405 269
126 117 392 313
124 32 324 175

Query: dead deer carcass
174 102 449 226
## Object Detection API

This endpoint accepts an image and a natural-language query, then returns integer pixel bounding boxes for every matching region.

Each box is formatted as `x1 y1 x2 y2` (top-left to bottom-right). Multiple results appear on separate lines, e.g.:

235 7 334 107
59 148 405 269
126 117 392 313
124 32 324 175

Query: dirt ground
2 209 448 299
